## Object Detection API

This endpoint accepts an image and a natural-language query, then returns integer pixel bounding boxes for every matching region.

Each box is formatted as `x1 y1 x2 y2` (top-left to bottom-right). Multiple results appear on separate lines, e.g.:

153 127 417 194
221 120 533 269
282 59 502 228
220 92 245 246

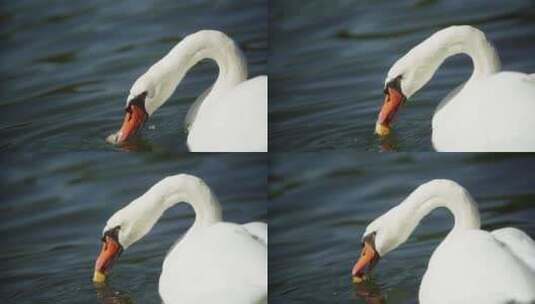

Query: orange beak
375 86 405 136
107 103 147 144
352 241 379 280
93 235 123 283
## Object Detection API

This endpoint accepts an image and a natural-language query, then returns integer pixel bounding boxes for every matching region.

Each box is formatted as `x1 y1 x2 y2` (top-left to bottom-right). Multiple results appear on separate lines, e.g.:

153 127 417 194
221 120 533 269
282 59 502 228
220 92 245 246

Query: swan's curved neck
130 175 222 239
398 180 481 239
155 175 222 229
147 30 247 113
393 26 501 99
419 26 500 81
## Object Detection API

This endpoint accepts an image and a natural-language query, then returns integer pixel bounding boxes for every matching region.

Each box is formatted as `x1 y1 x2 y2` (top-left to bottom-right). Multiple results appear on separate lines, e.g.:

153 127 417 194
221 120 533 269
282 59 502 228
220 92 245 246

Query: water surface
1 152 267 303
269 153 535 303
0 0 267 152
269 0 535 151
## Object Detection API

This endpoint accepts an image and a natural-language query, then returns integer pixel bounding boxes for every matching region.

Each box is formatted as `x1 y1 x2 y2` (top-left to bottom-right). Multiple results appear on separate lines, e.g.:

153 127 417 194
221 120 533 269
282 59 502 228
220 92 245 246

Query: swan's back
492 227 535 272
187 75 268 152
432 71 535 152
420 229 535 304
159 222 267 304
243 222 268 245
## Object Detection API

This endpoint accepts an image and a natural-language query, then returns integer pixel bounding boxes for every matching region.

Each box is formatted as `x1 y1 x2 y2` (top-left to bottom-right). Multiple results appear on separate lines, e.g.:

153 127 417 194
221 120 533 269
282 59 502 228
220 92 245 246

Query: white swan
92 174 267 304
375 25 535 152
352 179 535 304
106 30 267 152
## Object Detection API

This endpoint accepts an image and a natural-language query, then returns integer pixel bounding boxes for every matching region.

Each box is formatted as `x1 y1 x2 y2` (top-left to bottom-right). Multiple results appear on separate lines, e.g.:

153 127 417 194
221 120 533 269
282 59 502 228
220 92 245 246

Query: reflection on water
378 136 397 152
94 283 135 304
0 0 267 152
353 279 385 304
269 153 535 304
111 137 155 153
269 0 535 151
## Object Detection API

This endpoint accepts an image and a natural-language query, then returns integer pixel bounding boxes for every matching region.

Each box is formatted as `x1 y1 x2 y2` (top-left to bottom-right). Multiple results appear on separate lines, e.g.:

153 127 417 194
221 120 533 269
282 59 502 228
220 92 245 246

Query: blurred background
269 0 535 151
0 153 267 303
269 153 535 303
0 0 267 152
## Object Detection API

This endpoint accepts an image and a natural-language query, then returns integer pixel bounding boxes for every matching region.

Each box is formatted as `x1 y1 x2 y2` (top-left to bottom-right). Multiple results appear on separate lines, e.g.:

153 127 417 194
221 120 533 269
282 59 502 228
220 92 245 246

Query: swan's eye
386 76 403 90
102 226 121 242
124 92 149 121
126 92 148 109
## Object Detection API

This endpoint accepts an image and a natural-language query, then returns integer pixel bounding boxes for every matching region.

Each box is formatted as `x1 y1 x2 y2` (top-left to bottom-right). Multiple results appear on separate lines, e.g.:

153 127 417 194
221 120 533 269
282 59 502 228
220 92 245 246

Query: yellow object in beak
93 270 106 283
352 274 367 283
375 123 391 136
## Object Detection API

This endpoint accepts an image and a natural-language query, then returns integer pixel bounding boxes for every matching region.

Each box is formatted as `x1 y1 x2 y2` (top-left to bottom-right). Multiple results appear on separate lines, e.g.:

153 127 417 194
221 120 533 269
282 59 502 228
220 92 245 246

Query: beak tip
106 132 122 145
92 270 107 283
352 274 366 284
375 123 391 136
351 264 368 283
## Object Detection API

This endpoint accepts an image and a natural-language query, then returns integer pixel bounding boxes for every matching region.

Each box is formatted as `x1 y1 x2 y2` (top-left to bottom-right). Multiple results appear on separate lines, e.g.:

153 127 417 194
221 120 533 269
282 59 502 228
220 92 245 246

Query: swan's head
106 73 169 145
92 225 123 283
375 47 436 136
92 198 156 283
352 205 410 280
92 174 215 283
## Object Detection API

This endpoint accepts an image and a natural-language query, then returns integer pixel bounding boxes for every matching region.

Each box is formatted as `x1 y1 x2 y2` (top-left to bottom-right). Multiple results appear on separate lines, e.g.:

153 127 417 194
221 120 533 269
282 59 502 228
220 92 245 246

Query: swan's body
187 75 267 152
108 30 267 152
420 228 535 303
376 26 535 152
353 179 535 304
160 221 267 303
432 71 535 151
93 174 267 304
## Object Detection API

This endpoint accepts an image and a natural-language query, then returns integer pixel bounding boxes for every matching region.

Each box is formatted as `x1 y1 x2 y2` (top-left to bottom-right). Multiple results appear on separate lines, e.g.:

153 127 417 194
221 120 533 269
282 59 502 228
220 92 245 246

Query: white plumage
359 179 535 304
384 26 535 151
101 174 267 304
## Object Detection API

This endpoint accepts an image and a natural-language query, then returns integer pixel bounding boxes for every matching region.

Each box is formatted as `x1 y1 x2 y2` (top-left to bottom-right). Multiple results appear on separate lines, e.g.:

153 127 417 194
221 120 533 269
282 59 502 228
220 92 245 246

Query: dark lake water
269 153 535 303
0 0 267 152
0 153 267 303
269 0 535 151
